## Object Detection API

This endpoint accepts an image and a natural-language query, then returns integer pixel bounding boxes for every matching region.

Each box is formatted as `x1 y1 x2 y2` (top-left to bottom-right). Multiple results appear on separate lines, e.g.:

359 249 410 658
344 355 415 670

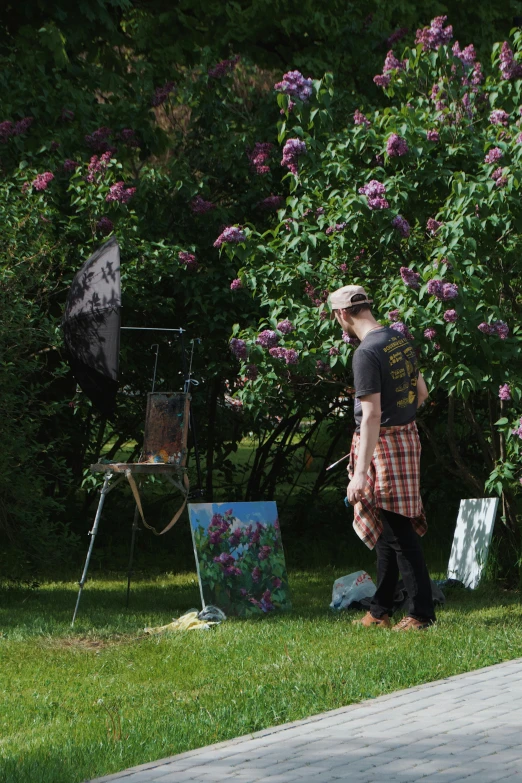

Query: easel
71 331 204 626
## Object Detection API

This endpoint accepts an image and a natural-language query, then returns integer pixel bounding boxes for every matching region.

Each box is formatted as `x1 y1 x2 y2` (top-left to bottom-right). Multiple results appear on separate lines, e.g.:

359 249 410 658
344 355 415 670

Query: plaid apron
348 420 427 550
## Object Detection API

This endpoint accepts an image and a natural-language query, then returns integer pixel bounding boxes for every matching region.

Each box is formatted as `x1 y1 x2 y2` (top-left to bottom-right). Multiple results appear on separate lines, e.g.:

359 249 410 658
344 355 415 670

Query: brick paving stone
88 657 522 783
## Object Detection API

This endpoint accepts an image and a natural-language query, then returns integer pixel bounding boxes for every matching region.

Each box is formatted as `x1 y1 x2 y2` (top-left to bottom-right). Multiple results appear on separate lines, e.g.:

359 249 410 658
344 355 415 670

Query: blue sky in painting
188 501 278 533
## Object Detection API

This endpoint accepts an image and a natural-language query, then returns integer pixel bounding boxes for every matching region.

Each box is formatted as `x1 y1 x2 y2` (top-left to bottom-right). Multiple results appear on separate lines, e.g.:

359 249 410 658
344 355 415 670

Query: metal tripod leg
72 472 112 627
126 505 140 608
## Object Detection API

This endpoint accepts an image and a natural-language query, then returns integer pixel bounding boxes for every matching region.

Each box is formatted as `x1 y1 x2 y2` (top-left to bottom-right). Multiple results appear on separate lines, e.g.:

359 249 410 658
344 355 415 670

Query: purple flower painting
188 502 291 617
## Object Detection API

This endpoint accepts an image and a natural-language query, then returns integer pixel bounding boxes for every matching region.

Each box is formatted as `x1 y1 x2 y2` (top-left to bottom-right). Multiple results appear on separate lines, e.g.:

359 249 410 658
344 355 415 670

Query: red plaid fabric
348 421 427 549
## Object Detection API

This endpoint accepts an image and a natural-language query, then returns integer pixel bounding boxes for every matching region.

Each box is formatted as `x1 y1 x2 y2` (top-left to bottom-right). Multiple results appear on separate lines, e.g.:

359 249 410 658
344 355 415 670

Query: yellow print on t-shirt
395 381 409 393
391 367 406 379
388 351 404 366
383 337 408 353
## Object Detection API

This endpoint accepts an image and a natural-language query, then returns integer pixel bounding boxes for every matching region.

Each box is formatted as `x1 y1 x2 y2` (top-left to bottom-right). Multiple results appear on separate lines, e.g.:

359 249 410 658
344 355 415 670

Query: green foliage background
2 0 522 578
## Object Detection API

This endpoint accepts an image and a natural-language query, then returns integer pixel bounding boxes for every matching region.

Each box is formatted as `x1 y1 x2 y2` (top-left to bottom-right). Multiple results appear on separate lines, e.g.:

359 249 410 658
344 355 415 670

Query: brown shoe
353 611 391 628
392 616 434 631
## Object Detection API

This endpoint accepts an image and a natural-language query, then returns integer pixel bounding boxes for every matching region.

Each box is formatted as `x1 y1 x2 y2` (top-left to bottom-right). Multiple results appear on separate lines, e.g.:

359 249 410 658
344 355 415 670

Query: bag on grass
330 571 376 611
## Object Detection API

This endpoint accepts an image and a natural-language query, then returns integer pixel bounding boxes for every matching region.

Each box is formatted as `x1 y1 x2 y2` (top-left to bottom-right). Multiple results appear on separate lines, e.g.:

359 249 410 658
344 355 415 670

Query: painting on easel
188 502 291 617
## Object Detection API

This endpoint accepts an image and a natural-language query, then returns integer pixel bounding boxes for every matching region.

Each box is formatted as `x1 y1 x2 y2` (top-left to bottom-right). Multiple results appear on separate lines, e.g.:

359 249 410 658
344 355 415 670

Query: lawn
1 570 522 783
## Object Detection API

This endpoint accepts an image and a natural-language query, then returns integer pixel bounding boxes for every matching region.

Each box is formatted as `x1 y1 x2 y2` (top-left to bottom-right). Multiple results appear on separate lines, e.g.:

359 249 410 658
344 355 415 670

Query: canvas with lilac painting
188 502 291 617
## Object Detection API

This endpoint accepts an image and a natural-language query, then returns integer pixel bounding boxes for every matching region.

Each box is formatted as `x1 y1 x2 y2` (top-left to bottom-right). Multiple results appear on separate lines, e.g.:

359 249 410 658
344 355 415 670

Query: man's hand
347 472 368 505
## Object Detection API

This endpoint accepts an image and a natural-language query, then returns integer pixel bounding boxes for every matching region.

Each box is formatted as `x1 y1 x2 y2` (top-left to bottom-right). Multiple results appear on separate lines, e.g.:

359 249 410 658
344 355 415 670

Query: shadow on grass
1 568 521 641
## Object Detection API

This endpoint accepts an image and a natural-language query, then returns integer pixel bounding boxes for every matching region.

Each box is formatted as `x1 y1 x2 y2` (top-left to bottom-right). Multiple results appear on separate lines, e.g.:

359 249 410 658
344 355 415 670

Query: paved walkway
91 658 522 783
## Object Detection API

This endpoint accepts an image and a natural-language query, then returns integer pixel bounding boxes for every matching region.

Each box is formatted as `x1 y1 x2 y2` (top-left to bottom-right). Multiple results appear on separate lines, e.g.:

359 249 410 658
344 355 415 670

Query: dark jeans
370 508 436 623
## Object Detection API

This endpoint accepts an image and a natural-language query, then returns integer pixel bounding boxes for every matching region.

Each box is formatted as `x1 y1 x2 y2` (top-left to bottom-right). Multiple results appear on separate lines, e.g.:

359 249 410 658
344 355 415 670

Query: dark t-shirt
352 327 418 431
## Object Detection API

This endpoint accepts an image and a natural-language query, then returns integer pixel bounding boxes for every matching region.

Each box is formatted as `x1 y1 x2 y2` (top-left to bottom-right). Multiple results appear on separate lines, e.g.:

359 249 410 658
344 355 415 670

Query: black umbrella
62 237 121 416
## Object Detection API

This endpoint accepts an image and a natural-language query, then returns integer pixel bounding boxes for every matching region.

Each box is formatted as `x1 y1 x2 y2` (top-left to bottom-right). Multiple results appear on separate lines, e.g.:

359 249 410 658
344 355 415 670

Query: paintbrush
326 453 350 471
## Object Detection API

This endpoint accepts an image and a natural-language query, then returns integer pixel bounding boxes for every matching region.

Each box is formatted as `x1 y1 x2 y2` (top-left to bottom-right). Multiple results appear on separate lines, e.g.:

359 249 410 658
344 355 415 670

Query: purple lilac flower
442 283 459 300
470 62 484 86
256 330 280 349
151 81 175 107
245 364 259 381
444 309 458 323
281 138 307 175
190 195 215 214
383 51 406 72
277 319 294 334
32 172 54 191
499 43 522 80
490 110 510 126
96 217 113 235
224 566 242 577
431 82 447 111
427 279 444 298
316 207 325 215
452 42 477 67
387 309 401 321
230 278 243 290
85 126 113 153
387 27 408 45
213 226 246 248
485 147 503 164
230 338 248 360
354 109 370 127
269 347 286 360
260 589 274 612
326 222 347 234
106 182 136 203
427 129 440 142
499 384 511 401
229 527 243 547
63 159 79 173
494 321 509 339
495 173 508 188
12 117 33 136
284 348 299 365
424 327 437 340
373 74 391 88
209 530 223 545
427 218 442 235
387 134 409 157
119 128 139 147
491 167 504 181
415 16 453 51
478 322 495 335
272 577 282 589
258 195 284 210
400 267 421 289
392 215 411 237
252 566 261 583
178 251 198 270
208 55 240 79
248 142 273 174
86 151 112 183
359 180 389 210
329 346 340 356
274 70 313 101
258 545 272 561
315 359 330 374
342 333 360 345
0 120 13 143
390 321 413 339
214 552 235 567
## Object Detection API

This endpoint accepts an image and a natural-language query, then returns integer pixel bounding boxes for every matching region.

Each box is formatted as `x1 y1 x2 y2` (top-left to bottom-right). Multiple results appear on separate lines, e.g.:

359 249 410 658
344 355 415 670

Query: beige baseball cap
329 285 373 318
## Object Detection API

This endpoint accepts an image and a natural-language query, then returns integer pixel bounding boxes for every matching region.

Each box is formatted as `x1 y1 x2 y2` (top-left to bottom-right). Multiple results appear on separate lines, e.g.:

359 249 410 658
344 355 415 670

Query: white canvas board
447 498 499 589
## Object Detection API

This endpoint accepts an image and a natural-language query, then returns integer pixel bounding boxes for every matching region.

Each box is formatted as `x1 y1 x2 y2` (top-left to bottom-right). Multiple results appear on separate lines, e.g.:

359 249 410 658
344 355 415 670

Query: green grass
1 570 522 783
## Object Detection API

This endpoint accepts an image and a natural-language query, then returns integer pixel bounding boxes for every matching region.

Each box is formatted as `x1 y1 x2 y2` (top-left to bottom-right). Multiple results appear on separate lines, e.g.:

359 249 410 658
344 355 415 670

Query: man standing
330 284 435 630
